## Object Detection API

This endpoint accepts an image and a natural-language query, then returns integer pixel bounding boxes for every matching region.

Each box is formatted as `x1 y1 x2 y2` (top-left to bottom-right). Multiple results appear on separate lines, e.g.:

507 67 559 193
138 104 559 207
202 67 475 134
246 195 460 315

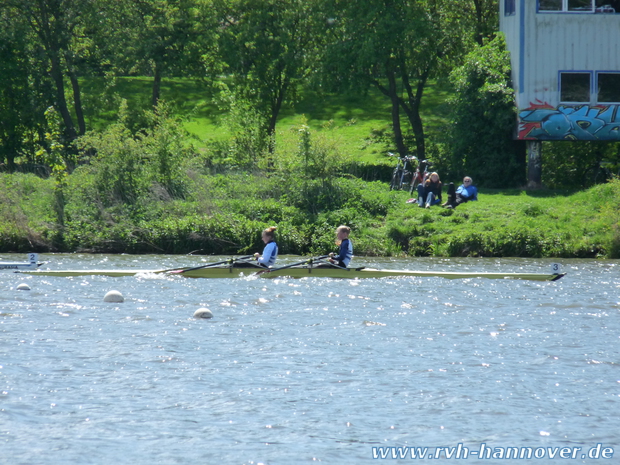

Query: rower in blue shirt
329 225 353 267
254 226 278 267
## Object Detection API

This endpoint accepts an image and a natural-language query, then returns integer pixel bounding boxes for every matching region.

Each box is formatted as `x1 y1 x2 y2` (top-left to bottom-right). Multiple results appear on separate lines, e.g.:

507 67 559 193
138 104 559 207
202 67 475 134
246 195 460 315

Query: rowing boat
183 265 564 281
19 263 565 281
0 253 41 271
255 266 565 281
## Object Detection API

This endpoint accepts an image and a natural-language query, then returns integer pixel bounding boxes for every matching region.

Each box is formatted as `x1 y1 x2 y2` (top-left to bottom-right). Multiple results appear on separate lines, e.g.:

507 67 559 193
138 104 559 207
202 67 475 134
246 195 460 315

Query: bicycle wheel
409 176 420 195
390 170 402 190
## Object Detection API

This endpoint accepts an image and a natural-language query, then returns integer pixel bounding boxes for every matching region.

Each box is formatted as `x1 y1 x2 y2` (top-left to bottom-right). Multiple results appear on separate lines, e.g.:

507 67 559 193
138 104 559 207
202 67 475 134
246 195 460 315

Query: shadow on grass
82 76 223 124
481 188 578 198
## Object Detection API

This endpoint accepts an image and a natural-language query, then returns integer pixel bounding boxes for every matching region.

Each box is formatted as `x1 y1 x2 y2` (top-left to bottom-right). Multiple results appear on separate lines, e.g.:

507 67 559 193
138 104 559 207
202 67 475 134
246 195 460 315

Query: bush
542 141 620 189
443 34 525 187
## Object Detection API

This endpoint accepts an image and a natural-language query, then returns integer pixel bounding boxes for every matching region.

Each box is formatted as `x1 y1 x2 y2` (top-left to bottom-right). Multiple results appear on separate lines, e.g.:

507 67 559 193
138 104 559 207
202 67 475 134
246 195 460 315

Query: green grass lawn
379 183 619 257
79 76 453 164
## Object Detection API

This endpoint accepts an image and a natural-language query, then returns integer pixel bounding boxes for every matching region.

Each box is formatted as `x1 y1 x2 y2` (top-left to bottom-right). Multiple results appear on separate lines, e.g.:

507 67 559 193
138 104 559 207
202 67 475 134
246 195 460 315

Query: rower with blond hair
254 226 278 267
328 225 353 268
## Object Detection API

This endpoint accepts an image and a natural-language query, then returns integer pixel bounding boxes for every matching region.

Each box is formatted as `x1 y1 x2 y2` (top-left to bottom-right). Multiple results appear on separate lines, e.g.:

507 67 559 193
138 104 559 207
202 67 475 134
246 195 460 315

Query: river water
1 254 619 464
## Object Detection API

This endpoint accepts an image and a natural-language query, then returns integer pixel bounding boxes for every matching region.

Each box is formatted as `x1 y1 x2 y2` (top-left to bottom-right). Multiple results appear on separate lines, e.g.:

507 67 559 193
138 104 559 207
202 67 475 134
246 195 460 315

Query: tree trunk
267 83 287 138
472 0 485 46
266 79 288 154
152 62 162 107
49 54 78 142
64 52 86 135
373 72 407 157
388 75 407 157
400 64 431 161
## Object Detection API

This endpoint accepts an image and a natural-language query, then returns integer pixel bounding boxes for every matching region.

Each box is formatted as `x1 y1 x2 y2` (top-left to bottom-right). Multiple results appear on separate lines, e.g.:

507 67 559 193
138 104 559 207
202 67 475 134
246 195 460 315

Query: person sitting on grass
443 176 478 209
416 172 443 209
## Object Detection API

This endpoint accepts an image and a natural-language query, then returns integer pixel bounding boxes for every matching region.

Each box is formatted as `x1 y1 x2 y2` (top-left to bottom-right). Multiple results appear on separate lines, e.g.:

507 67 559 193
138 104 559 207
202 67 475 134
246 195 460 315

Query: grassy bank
4 76 618 259
1 172 618 258
80 76 451 164
383 184 620 258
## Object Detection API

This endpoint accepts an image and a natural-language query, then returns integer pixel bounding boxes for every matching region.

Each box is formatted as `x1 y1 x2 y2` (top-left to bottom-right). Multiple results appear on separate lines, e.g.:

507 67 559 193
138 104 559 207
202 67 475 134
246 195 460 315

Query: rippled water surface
1 254 619 464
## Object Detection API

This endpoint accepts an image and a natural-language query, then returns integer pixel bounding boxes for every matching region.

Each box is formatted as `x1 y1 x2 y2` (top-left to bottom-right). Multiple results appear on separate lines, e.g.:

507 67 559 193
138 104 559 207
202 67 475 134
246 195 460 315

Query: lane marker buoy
103 290 124 303
193 308 213 319
16 283 31 291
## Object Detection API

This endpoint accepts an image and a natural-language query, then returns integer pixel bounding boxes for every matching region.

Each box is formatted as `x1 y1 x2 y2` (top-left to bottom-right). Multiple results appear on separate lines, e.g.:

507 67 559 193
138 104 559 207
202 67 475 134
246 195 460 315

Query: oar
256 255 330 275
312 256 359 271
168 255 255 274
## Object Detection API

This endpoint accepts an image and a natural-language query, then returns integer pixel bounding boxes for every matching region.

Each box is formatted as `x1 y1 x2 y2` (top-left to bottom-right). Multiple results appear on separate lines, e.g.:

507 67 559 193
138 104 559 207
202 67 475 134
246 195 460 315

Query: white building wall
500 0 620 140
499 1 521 93
522 8 620 107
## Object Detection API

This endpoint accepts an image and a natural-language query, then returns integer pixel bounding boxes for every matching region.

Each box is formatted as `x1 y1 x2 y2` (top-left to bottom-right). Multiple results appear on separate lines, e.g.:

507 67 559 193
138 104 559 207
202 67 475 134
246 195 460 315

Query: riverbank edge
1 175 619 259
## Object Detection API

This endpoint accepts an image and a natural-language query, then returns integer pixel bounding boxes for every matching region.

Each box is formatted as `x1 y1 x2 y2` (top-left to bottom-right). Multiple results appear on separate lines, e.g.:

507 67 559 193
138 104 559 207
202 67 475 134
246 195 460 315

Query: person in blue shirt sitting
254 226 278 267
444 176 478 209
328 225 353 267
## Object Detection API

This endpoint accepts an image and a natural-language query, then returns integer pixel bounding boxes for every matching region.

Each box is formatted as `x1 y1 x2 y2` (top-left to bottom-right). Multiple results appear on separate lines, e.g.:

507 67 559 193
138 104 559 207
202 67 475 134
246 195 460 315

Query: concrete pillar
526 140 542 189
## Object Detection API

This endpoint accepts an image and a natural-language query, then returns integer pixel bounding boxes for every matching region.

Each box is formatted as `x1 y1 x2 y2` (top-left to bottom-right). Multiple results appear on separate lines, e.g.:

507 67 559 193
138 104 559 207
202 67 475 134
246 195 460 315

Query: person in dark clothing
416 172 443 208
443 176 478 209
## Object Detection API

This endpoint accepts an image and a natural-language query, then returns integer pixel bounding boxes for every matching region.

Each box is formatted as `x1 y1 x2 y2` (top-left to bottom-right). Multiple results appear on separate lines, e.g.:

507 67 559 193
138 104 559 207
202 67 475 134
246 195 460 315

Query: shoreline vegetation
2 172 619 259
2 78 619 260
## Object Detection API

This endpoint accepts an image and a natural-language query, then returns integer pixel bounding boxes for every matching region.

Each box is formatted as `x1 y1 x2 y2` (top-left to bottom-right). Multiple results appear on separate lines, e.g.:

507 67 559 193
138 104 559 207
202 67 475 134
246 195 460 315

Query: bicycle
388 152 417 191
408 158 433 195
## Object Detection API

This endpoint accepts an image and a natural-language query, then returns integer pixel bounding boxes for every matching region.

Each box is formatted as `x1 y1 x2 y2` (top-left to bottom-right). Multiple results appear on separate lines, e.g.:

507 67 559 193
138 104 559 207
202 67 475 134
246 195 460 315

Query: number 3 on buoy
550 263 561 274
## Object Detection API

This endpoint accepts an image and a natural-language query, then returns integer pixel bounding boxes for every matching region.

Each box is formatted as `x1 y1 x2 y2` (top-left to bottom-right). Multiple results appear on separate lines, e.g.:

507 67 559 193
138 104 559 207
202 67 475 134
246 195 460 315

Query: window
560 72 591 102
505 0 516 15
539 0 562 10
539 0 596 11
595 0 618 13
568 0 594 11
597 73 620 102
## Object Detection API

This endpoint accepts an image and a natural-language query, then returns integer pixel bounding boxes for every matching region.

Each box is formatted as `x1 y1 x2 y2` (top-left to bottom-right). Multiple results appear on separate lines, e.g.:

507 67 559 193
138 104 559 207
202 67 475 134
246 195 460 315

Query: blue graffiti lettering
519 104 620 140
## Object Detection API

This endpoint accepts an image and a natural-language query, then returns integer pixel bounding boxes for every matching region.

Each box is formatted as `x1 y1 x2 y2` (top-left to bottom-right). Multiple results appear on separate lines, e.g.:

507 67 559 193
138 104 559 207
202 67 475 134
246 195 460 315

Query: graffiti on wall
518 100 620 140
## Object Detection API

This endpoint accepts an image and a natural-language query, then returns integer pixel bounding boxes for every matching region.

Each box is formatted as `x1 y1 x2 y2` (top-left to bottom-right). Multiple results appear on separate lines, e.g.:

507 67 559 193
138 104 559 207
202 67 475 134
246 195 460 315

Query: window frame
559 71 593 104
538 0 596 13
596 72 620 104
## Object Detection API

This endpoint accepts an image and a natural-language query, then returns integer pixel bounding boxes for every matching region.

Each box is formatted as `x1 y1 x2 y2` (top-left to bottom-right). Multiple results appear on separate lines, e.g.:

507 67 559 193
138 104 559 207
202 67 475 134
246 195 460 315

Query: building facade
500 0 620 141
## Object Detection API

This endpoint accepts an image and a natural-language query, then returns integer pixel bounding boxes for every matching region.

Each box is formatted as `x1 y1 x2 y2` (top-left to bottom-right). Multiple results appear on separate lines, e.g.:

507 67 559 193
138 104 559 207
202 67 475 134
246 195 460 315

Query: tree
444 34 525 187
321 0 471 159
6 0 97 145
469 0 498 46
215 0 323 141
0 4 58 171
97 0 217 107
0 12 34 169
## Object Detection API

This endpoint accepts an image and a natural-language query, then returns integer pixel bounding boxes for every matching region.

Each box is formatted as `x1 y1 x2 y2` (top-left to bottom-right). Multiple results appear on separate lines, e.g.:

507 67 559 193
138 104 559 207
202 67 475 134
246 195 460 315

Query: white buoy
103 290 124 303
193 308 213 319
16 283 31 291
